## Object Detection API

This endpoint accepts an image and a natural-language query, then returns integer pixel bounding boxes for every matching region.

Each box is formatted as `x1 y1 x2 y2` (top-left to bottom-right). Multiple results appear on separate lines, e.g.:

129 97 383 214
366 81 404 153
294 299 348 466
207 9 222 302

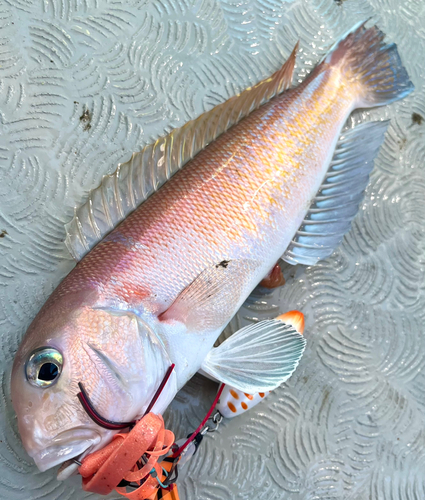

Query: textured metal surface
0 1 424 500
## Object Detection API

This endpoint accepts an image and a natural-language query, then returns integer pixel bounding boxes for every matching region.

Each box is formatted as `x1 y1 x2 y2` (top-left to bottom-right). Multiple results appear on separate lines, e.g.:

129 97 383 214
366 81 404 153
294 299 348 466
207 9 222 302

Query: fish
11 22 413 480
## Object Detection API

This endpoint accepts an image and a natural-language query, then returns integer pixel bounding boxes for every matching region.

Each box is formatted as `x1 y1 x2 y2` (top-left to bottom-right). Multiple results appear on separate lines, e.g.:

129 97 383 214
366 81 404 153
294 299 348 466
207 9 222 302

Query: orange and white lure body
10 23 413 480
218 387 273 419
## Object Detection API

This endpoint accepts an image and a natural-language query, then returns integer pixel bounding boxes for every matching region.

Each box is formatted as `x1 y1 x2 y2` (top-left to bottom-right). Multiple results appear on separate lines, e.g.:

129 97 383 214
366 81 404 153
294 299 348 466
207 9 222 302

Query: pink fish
11 22 413 480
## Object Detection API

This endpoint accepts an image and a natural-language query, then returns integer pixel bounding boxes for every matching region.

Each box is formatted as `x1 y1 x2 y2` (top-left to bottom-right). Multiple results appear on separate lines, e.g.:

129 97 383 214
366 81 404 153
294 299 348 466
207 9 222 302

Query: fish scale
60 68 352 317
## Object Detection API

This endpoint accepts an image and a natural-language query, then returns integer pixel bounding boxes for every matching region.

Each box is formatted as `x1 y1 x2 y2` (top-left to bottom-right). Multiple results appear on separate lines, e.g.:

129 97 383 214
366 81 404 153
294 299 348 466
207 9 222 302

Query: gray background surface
1 0 424 499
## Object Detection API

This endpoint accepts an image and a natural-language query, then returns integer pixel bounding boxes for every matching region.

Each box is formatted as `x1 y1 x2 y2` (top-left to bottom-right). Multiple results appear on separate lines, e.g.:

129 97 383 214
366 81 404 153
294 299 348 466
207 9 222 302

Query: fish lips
30 428 101 472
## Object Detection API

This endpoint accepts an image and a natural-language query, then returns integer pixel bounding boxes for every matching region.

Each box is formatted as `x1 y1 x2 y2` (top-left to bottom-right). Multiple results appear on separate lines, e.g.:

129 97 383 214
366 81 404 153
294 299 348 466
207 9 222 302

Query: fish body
11 23 413 475
56 63 348 376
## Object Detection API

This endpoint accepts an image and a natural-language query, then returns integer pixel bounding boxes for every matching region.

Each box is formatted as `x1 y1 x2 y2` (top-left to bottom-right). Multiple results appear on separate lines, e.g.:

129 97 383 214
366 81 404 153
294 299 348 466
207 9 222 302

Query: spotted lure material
11 22 413 480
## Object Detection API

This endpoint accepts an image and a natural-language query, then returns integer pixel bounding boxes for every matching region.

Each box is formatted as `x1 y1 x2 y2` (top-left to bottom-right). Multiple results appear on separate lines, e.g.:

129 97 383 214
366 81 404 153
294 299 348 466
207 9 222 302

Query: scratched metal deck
1 1 424 499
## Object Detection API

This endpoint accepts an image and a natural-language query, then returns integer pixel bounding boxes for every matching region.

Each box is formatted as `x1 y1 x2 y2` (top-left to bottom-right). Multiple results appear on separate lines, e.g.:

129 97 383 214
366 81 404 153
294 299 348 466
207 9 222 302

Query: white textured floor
1 0 424 499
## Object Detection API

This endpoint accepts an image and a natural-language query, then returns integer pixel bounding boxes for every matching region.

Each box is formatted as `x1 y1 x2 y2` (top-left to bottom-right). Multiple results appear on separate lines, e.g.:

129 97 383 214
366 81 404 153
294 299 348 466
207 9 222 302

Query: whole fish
11 22 413 480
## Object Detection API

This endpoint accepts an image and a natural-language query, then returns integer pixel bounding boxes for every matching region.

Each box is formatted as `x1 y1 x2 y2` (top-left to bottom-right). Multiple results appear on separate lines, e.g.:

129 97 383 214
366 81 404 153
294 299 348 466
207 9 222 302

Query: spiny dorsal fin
65 44 298 261
282 120 390 266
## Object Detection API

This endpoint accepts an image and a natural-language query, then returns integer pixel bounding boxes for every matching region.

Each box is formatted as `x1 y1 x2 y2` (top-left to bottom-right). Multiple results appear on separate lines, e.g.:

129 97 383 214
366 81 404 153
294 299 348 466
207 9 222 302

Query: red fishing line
172 383 225 458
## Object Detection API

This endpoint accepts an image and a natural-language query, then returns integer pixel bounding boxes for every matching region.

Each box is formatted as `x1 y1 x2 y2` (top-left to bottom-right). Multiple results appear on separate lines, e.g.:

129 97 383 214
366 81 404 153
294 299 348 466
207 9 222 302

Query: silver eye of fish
25 348 63 388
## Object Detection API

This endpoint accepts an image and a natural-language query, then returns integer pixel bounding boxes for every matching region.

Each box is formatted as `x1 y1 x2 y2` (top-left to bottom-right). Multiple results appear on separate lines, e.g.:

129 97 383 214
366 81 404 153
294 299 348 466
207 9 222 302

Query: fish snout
20 417 102 472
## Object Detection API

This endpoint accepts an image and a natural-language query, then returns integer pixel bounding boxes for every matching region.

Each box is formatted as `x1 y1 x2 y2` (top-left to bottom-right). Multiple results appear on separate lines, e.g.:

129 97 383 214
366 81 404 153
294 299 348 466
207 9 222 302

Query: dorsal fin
65 44 298 261
282 120 390 266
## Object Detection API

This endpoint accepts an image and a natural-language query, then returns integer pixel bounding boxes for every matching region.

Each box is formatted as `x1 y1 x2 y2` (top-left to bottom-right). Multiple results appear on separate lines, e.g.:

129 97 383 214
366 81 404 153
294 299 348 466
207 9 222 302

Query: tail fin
323 22 414 107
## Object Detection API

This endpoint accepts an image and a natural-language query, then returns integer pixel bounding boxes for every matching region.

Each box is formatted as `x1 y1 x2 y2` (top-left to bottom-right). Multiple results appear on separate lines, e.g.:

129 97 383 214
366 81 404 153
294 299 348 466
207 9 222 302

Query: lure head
11 289 175 475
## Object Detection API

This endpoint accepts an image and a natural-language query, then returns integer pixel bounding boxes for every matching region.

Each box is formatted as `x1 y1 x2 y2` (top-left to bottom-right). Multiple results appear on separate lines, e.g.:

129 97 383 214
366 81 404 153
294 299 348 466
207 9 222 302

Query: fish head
11 290 175 474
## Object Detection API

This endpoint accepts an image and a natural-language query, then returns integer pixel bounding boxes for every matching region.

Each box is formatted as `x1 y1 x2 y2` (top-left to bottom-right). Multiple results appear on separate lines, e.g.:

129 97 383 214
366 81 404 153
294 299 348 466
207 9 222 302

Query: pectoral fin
201 319 306 393
159 259 261 332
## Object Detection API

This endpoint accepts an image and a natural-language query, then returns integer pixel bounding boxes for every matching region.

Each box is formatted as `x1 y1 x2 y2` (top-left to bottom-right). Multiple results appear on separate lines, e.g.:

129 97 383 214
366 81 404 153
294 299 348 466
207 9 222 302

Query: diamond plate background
1 0 424 499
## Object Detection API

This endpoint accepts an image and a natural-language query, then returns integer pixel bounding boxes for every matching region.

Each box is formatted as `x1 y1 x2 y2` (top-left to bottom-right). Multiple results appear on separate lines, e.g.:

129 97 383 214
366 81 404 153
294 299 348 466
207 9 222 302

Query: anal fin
283 120 390 266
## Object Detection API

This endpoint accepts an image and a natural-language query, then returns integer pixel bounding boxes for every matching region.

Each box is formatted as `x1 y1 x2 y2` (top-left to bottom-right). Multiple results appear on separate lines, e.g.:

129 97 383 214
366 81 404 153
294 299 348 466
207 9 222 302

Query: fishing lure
73 310 302 498
76 311 304 499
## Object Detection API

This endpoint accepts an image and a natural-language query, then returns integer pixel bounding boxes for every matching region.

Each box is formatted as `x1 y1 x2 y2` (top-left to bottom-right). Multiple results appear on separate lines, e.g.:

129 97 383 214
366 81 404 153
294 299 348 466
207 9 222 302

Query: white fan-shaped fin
65 44 298 261
201 319 306 393
283 120 390 266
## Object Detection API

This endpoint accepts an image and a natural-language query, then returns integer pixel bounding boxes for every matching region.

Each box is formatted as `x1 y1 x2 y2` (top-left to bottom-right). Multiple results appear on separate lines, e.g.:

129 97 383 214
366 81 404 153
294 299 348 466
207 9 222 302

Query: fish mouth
31 428 101 473
56 451 87 481
56 454 83 481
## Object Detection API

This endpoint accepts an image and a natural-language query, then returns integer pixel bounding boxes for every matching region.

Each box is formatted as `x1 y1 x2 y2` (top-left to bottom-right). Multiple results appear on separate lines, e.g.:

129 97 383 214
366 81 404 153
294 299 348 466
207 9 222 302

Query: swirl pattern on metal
0 0 424 499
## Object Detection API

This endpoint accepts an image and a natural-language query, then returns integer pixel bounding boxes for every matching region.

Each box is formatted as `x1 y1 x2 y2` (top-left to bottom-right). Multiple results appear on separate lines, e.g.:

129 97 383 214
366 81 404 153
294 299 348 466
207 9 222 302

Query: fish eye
25 347 63 388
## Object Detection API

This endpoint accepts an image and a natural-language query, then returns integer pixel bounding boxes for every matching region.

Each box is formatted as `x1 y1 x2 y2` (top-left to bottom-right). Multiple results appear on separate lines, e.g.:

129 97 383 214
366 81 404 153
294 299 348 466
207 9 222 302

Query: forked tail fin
323 21 414 107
